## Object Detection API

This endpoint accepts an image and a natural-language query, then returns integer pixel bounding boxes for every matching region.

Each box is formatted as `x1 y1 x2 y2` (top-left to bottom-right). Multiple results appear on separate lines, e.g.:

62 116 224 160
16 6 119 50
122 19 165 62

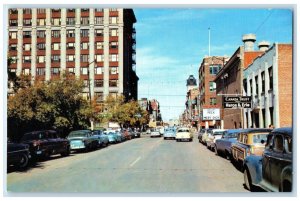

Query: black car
7 141 31 169
20 130 70 159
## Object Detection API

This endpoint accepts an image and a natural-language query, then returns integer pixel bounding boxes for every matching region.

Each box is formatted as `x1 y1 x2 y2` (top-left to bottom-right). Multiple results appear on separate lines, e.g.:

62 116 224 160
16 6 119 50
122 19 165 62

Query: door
262 134 273 184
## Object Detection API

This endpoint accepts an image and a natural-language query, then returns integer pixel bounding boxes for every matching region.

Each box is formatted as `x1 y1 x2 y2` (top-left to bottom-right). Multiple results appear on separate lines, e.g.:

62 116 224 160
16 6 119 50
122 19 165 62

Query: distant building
243 43 292 128
7 8 138 101
184 75 199 127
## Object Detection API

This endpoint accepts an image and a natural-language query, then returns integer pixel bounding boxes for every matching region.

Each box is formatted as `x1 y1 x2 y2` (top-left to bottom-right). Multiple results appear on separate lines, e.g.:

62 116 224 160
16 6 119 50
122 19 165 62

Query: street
6 133 249 193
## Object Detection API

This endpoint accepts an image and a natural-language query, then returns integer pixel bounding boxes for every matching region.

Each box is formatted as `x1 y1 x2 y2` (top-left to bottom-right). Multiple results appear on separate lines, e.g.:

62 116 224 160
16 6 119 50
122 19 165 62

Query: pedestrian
269 124 274 129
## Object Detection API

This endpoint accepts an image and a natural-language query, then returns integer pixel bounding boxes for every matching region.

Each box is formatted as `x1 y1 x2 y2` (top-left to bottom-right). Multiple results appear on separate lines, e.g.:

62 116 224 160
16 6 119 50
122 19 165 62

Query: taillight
33 140 41 147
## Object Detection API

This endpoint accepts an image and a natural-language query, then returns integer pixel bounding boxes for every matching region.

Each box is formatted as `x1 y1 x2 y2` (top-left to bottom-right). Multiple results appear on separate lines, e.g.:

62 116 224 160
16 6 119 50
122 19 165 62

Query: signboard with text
202 109 220 120
223 96 252 109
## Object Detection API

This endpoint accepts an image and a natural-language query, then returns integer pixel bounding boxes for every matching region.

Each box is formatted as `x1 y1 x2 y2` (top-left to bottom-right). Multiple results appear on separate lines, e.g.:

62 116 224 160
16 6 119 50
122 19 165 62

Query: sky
134 8 293 121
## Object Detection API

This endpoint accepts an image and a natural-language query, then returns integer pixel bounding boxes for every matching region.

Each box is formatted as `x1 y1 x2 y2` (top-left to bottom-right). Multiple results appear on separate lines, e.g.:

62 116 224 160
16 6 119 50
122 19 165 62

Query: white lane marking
130 156 141 167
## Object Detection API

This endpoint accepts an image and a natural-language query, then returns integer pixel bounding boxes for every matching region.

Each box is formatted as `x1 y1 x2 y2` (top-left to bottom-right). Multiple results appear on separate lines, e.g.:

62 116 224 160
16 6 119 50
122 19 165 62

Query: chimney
242 33 256 52
258 41 270 52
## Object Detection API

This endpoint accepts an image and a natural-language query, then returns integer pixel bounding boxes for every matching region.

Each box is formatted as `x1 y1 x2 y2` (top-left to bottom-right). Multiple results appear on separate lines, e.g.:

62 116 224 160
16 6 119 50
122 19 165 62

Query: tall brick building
7 8 138 102
243 43 292 128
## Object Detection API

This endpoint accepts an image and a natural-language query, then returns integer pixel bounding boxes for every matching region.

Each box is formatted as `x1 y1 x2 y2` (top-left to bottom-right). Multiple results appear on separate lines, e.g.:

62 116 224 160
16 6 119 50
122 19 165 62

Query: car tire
18 153 29 169
164 137 166 140
244 168 253 191
61 146 70 157
215 146 219 155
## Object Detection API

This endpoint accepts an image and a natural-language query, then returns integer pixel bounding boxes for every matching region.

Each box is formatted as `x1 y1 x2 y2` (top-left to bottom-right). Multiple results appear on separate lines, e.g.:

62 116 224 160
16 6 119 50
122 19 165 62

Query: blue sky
134 8 293 121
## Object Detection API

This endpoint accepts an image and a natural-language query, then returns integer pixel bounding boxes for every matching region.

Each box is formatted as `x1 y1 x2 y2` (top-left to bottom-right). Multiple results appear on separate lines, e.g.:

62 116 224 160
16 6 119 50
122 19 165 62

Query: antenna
208 27 211 56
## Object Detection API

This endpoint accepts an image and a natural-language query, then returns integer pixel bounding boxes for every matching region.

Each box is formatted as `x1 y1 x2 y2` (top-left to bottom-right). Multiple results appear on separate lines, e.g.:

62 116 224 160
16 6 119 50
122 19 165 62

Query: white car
206 129 227 151
176 127 193 142
150 128 161 138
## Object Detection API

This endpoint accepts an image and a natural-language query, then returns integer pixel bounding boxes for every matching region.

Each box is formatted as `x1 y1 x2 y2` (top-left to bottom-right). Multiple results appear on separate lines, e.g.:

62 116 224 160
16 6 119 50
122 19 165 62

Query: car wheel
61 146 70 157
215 146 219 155
18 153 29 169
244 168 253 191
164 137 166 140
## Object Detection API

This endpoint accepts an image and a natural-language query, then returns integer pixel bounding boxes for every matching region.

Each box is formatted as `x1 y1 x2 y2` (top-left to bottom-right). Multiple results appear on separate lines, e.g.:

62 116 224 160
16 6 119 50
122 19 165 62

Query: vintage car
231 128 272 168
243 127 292 192
122 129 132 140
176 127 193 142
215 129 243 159
104 130 122 143
116 130 126 142
92 130 109 147
67 130 99 151
206 129 227 151
150 128 161 138
198 128 212 143
20 130 70 159
131 128 141 138
163 127 176 140
7 140 31 169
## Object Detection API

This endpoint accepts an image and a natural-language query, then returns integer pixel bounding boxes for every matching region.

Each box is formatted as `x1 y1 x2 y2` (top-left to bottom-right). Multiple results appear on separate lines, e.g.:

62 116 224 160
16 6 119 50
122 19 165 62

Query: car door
262 133 274 185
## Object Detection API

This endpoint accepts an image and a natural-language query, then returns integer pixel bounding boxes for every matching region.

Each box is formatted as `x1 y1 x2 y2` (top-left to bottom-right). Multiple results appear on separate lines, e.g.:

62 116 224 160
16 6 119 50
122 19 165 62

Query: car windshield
165 129 175 132
214 131 225 135
252 133 268 144
178 129 189 132
68 131 88 137
225 132 238 138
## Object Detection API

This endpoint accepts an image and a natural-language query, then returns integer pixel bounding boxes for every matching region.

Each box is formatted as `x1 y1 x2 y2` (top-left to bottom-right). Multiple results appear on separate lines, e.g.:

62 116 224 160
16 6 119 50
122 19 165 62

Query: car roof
24 130 56 135
271 127 292 136
240 128 272 134
226 129 244 133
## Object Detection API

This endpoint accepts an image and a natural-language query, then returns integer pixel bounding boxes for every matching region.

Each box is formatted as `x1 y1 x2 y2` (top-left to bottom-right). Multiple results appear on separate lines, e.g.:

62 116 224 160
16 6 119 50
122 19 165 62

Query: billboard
202 109 220 120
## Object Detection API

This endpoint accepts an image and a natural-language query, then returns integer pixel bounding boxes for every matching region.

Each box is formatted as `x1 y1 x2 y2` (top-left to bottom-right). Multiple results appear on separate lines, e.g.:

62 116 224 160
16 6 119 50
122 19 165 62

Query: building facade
214 34 264 129
183 75 198 127
198 56 227 129
7 8 138 101
243 43 292 128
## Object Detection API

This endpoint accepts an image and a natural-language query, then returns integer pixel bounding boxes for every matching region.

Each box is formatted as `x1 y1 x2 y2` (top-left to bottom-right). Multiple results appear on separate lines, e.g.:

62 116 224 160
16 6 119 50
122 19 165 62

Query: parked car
198 128 211 143
215 129 243 159
201 128 213 145
116 130 126 142
176 127 193 142
231 128 272 168
157 126 165 136
163 127 176 140
67 130 98 152
92 130 109 147
131 128 141 138
20 130 70 159
150 128 161 138
206 129 227 151
243 127 292 192
105 131 122 143
7 140 31 169
122 129 132 140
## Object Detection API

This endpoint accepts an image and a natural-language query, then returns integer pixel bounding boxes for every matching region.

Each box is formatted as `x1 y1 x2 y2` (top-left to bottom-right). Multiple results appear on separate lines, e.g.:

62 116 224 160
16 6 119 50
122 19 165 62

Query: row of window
9 8 117 15
9 29 118 39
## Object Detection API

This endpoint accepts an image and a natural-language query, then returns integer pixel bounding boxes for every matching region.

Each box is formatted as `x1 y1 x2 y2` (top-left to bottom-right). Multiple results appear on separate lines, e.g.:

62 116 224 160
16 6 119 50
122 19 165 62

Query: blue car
105 131 121 144
92 130 109 147
163 128 176 140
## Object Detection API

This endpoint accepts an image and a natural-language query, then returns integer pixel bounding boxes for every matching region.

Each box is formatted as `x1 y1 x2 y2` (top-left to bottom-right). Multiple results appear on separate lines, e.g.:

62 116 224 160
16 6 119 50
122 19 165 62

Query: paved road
6 134 249 194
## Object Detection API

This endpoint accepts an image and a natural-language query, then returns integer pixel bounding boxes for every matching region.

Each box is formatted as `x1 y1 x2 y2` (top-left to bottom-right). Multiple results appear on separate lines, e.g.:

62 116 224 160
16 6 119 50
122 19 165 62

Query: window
209 65 221 75
109 80 118 87
9 44 17 51
66 30 75 37
95 79 103 87
37 18 45 26
81 67 88 75
274 134 284 152
109 17 118 24
36 68 45 75
81 42 89 50
210 98 216 105
10 56 17 63
23 43 31 51
81 17 89 25
80 29 89 37
37 43 45 50
95 29 103 36
255 75 258 95
23 56 31 63
285 136 292 153
109 54 118 62
51 68 60 75
68 68 75 73
66 55 75 62
23 19 32 26
95 67 102 75
110 67 118 74
51 18 61 26
23 9 32 14
9 32 17 39
80 55 89 62
250 79 253 94
67 42 75 49
252 134 268 144
22 69 31 75
81 8 89 12
268 67 273 90
52 30 60 38
265 134 274 149
67 9 75 12
52 43 60 50
37 9 46 14
37 56 45 63
52 9 60 12
51 55 60 62
109 41 118 49
66 18 75 25
95 54 104 62
23 31 31 38
9 20 18 26
209 81 216 92
9 9 18 14
95 8 104 12
37 30 46 38
261 71 265 93
109 8 118 11
95 17 104 24
95 42 103 49
243 78 247 94
109 29 118 36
